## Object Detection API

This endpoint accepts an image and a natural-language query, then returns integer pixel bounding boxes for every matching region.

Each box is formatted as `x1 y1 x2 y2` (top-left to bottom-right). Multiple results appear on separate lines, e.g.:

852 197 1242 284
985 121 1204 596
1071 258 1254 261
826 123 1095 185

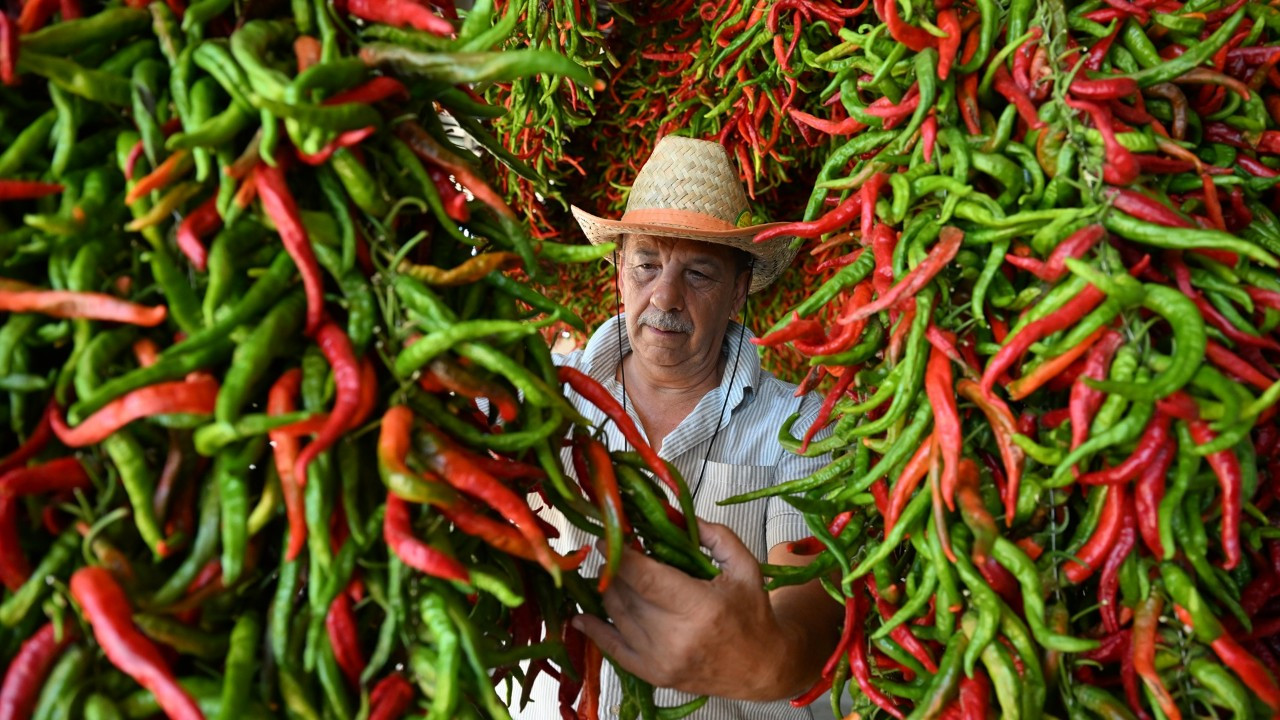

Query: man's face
617 234 750 371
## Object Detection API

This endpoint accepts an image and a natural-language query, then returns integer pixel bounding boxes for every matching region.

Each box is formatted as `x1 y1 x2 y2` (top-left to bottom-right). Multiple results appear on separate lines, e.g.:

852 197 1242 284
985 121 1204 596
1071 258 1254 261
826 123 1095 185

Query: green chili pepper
31 645 89 720
103 431 167 558
19 52 132 106
216 291 306 424
149 478 220 607
992 537 1097 652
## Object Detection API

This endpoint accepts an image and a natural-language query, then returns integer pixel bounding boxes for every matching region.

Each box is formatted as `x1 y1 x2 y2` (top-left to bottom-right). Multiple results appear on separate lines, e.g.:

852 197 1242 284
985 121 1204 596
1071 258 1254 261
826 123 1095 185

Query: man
515 136 843 718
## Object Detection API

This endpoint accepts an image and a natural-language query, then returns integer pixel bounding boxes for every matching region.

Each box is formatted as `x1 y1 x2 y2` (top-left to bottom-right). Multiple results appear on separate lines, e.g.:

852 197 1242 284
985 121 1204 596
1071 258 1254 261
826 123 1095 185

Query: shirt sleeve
764 392 835 552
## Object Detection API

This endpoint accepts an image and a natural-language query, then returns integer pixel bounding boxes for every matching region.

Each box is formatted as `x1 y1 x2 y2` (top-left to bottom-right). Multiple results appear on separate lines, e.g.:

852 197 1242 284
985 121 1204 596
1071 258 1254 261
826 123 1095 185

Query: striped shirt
510 314 830 720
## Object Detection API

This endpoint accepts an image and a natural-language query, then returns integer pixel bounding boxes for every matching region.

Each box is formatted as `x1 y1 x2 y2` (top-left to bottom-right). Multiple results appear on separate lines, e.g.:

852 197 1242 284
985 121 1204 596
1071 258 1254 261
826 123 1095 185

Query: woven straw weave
627 138 749 224
571 136 797 294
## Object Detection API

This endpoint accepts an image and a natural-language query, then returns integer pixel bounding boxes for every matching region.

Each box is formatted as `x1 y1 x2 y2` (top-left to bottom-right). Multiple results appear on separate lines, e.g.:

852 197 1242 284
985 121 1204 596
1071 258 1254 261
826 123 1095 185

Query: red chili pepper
786 107 868 136
755 195 861 244
581 435 629 592
869 578 938 673
293 322 361 486
1005 224 1107 282
0 400 54 477
16 0 58 33
1063 484 1126 584
1188 419 1242 570
1171 254 1278 351
383 493 470 582
796 283 874 358
1067 98 1138 185
296 126 378 166
925 335 961 511
993 65 1045 130
789 670 833 707
326 592 365 688
869 222 897 298
959 72 982 135
1078 414 1172 486
269 370 308 561
956 380 1024 524
175 194 221 272
1200 173 1227 231
859 173 889 240
254 163 326 336
0 179 64 201
1099 517 1135 634
346 0 452 34
753 312 826 348
1173 605 1280 712
0 622 76 720
936 10 961 81
557 366 681 497
420 426 560 575
382 402 551 565
1133 439 1173 558
51 378 218 447
788 510 856 556
1007 324 1109 401
886 436 932 537
0 13 16 87
70 567 203 720
0 281 166 326
1246 285 1280 313
1084 26 1122 71
1205 340 1273 391
324 77 409 106
369 674 415 720
427 164 470 223
566 638 597 720
1082 629 1130 665
982 285 1105 396
1133 595 1181 720
875 0 934 51
842 226 964 326
848 579 907 718
1238 155 1278 178
957 671 990 720
921 112 938 163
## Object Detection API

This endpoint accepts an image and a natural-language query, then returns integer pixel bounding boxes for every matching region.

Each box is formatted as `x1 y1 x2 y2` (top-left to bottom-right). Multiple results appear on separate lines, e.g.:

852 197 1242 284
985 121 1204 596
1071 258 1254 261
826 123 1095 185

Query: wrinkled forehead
621 233 741 268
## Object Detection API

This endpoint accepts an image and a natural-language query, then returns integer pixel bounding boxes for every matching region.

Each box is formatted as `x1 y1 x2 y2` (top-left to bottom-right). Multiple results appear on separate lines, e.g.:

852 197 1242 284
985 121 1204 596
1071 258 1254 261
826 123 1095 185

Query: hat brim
570 205 798 294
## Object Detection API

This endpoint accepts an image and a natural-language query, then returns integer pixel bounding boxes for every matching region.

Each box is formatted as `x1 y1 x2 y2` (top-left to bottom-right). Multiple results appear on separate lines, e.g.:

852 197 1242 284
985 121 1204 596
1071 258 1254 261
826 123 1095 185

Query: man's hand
571 520 835 702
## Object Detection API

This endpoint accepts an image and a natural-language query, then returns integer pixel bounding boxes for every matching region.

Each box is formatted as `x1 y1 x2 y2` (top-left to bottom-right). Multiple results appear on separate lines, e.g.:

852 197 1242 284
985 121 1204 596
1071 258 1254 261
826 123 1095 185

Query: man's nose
650 267 684 312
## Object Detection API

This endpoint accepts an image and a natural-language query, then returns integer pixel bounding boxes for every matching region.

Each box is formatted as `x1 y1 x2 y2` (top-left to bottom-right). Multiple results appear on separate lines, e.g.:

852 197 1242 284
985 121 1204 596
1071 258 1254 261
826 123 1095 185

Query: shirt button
610 705 621 716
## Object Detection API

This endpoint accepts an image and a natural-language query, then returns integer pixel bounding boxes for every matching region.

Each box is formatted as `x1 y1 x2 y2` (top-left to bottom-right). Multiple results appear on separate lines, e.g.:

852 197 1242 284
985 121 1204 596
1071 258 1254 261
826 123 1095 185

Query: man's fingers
697 519 763 584
613 544 701 610
571 615 645 675
601 576 657 642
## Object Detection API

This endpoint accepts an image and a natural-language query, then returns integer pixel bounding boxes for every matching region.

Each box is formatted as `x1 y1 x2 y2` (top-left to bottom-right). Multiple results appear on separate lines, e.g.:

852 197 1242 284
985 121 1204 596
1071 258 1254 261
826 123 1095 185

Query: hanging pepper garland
4 0 1280 718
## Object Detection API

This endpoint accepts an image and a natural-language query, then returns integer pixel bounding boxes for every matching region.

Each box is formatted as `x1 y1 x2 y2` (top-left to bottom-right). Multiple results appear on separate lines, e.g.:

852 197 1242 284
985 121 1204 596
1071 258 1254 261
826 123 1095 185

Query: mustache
637 308 693 333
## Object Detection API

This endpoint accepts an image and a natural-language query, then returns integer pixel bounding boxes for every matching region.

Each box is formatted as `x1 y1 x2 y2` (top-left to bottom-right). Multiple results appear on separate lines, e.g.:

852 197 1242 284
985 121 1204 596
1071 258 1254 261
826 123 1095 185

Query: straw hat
571 136 797 294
